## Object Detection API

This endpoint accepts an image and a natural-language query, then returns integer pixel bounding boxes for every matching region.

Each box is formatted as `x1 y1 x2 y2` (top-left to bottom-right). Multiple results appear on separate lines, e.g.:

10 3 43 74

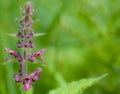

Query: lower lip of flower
24 84 30 90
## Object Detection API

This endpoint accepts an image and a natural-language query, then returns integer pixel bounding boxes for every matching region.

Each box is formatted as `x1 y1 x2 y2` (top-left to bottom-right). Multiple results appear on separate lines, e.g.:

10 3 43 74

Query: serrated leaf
48 74 108 94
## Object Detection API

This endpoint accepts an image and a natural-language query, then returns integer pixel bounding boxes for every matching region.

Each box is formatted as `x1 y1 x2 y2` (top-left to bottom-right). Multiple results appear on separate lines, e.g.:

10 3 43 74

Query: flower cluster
5 1 45 90
14 68 42 90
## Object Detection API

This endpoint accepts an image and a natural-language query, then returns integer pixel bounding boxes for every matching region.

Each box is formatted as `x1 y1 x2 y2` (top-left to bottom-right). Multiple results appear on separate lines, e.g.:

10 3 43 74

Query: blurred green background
0 0 120 94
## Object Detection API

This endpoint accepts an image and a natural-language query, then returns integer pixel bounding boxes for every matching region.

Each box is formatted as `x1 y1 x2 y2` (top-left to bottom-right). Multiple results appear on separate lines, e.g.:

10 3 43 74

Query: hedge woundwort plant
5 1 45 91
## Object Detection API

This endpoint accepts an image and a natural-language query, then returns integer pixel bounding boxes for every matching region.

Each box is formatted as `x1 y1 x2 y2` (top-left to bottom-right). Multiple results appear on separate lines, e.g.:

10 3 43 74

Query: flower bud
24 41 29 48
17 41 23 48
13 74 22 83
29 41 34 48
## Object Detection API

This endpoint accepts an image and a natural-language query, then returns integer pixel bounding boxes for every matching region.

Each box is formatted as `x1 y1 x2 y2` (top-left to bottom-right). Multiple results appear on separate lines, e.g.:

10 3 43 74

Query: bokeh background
0 0 120 94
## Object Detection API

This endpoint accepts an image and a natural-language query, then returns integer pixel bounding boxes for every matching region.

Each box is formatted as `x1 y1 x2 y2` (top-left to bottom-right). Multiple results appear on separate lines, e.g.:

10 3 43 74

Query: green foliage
48 74 108 94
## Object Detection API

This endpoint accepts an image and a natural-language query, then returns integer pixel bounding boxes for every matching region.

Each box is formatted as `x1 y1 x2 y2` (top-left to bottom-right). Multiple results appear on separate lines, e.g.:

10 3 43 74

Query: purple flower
27 49 46 62
5 48 23 62
24 83 30 91
5 48 19 58
30 68 42 82
17 54 23 62
14 68 42 90
23 77 31 90
27 54 35 62
17 30 24 38
5 1 46 91
17 41 23 48
22 68 42 90
26 28 34 39
13 74 22 83
29 41 34 48
24 41 29 48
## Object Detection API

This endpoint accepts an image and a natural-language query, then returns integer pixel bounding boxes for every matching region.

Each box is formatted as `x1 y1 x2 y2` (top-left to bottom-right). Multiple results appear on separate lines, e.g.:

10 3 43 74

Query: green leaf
47 73 108 94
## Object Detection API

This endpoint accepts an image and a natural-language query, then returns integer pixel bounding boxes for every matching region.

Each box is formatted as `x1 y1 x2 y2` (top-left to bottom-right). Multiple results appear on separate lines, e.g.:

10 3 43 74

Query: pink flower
5 48 19 57
22 68 42 90
27 49 46 62
13 74 22 83
5 48 23 62
24 84 30 91
30 68 42 82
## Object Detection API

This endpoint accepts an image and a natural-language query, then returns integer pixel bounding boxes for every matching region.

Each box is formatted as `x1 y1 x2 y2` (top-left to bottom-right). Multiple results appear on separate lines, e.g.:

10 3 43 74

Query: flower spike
4 1 46 91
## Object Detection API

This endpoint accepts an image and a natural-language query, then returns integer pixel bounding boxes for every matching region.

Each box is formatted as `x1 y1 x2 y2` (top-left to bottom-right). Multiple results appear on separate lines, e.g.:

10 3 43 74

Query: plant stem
23 48 27 77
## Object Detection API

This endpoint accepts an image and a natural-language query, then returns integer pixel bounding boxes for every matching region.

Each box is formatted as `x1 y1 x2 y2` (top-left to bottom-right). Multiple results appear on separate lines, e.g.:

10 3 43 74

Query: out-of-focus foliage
48 74 108 94
0 0 120 94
